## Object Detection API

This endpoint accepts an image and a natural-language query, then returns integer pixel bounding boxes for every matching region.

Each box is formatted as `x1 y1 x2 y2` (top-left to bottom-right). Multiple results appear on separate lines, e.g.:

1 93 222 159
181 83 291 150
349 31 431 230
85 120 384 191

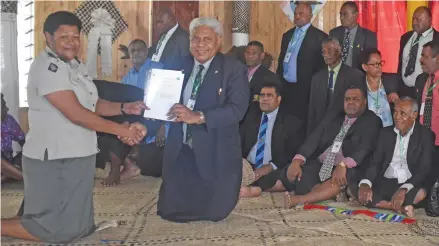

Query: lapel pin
219 88 222 95
215 70 219 74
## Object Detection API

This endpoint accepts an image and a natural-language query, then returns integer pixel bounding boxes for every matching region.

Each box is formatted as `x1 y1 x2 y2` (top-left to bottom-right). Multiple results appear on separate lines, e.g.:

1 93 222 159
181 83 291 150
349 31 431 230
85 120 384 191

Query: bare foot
283 191 300 209
120 158 141 181
240 186 262 198
101 170 121 187
403 205 415 218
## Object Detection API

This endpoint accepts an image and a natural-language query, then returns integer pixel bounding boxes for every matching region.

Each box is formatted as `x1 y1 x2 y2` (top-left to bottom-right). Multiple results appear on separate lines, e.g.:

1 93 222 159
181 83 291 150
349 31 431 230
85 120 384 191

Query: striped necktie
342 30 350 63
404 34 422 77
255 113 268 168
424 74 435 128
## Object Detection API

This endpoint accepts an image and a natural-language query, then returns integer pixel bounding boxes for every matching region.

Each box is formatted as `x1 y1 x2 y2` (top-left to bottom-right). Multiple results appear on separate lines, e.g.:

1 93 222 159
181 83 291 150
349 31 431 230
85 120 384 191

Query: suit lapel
271 111 284 159
406 123 420 169
298 26 313 59
249 65 262 88
352 27 365 66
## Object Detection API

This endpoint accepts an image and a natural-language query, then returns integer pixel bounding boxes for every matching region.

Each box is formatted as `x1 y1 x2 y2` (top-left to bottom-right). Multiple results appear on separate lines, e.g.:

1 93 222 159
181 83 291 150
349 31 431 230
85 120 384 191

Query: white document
143 69 184 121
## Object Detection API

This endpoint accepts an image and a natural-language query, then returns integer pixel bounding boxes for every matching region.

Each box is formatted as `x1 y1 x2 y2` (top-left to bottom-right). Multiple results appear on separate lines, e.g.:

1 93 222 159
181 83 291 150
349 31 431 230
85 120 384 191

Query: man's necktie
318 119 353 182
154 34 166 54
342 30 350 63
255 113 268 168
184 65 205 143
424 74 435 128
328 70 335 90
404 34 422 77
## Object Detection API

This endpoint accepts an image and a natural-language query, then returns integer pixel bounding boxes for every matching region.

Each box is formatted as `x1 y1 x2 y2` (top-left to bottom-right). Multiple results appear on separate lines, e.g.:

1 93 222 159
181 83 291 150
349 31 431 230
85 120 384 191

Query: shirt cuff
293 154 306 164
269 162 278 170
359 179 372 188
343 157 357 168
400 183 414 192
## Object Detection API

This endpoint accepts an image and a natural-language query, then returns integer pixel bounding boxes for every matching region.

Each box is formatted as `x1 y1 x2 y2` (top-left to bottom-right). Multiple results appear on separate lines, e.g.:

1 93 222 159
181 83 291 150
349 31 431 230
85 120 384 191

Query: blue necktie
328 70 335 90
255 114 268 168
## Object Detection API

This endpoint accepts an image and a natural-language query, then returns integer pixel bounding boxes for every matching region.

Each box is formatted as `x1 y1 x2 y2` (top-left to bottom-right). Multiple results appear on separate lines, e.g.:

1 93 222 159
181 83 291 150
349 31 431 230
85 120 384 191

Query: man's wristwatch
197 111 205 124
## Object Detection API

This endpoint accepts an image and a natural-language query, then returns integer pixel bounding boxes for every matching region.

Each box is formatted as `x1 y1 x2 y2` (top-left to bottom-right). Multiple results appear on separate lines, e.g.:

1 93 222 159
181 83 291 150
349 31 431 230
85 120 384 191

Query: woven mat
2 169 439 246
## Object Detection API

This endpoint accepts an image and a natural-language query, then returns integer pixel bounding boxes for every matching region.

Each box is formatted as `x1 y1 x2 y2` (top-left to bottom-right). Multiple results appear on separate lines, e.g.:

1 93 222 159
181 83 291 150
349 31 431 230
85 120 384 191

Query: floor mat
1 169 438 246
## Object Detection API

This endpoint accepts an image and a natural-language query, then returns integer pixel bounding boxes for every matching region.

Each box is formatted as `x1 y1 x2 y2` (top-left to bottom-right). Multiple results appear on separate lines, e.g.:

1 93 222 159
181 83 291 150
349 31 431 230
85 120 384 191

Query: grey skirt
21 154 96 244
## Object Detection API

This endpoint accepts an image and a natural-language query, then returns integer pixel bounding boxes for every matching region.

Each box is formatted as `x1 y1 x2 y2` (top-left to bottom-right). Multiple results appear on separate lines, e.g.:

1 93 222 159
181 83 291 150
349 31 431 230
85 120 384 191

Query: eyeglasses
366 61 386 68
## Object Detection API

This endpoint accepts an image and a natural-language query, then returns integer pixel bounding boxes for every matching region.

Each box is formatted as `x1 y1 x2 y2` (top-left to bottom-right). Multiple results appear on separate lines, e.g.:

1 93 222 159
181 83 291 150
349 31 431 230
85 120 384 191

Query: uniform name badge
284 52 292 63
331 141 342 153
420 102 425 115
396 169 407 184
187 99 196 110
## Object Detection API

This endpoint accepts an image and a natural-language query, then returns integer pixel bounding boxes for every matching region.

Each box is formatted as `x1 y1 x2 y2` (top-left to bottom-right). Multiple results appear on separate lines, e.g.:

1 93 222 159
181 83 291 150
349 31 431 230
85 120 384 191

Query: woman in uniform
1 11 148 243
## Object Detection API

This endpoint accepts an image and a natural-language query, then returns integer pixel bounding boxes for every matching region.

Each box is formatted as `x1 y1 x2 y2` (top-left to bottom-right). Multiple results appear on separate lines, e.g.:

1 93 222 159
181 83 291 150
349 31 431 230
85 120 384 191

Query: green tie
154 34 166 54
190 65 205 101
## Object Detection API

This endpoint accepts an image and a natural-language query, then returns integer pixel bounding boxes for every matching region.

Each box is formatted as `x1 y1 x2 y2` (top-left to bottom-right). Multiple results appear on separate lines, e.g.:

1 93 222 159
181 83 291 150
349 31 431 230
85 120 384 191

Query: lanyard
427 79 439 94
367 79 381 109
288 30 306 52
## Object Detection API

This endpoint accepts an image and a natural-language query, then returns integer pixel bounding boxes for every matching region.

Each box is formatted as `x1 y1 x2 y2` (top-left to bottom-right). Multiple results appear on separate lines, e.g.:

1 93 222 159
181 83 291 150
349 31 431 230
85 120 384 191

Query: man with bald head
307 37 365 135
277 2 327 127
398 6 439 98
154 17 249 222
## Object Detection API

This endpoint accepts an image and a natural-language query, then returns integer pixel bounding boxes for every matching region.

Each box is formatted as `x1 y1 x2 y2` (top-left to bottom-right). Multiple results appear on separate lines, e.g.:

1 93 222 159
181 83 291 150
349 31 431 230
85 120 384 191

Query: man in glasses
307 37 364 135
240 82 304 197
361 48 400 127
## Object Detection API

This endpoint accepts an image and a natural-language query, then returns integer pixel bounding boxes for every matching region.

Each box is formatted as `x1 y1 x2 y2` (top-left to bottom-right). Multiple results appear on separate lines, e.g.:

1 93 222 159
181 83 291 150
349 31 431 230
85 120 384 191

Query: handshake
118 122 147 146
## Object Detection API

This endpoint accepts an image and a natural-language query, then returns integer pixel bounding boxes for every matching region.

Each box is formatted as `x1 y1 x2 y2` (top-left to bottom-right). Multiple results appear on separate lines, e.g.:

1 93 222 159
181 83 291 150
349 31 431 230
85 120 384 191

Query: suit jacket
299 109 382 166
329 25 377 71
397 28 439 78
148 25 190 70
381 72 400 94
277 25 327 102
249 65 279 99
362 123 434 188
307 64 365 135
240 104 303 170
414 73 430 109
158 53 250 222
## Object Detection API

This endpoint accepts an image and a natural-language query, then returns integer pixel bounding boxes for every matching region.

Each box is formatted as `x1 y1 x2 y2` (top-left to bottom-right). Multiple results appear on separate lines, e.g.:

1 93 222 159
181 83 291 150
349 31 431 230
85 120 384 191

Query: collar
263 107 279 119
431 69 439 80
345 115 358 124
296 23 311 33
345 24 358 32
248 64 262 74
416 27 433 37
394 122 415 137
165 23 179 36
328 61 342 73
194 54 215 70
132 58 152 73
45 46 79 66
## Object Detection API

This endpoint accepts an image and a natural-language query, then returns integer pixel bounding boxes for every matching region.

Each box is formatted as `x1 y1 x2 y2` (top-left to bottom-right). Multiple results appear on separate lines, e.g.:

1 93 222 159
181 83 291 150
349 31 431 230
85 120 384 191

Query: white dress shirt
360 123 415 191
246 107 279 169
151 23 179 62
402 27 434 87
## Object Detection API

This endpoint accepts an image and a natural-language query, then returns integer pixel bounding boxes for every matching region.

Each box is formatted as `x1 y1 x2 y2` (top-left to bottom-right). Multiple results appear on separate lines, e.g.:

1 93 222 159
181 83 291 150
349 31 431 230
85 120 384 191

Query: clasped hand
118 122 147 146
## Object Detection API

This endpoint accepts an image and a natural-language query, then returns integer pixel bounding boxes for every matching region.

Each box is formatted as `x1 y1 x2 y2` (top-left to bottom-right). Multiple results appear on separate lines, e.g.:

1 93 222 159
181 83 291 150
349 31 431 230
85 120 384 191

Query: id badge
331 141 342 153
187 99 196 110
396 169 408 184
284 52 292 63
420 102 425 115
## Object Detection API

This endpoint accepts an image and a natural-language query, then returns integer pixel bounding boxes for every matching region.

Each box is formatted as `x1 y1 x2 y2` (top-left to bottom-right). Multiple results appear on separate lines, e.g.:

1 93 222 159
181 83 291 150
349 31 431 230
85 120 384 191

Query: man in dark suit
240 82 303 197
243 86 381 206
245 41 279 102
154 17 249 222
398 6 439 98
307 37 365 135
148 7 190 70
329 1 377 71
277 2 327 125
415 41 439 189
352 98 434 218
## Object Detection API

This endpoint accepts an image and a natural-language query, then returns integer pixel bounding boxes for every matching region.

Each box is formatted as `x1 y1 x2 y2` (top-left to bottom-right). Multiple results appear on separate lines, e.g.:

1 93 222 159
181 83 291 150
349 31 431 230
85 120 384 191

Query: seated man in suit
361 48 399 127
351 97 433 218
240 82 303 197
307 37 364 135
329 1 377 70
245 41 279 102
241 86 381 204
